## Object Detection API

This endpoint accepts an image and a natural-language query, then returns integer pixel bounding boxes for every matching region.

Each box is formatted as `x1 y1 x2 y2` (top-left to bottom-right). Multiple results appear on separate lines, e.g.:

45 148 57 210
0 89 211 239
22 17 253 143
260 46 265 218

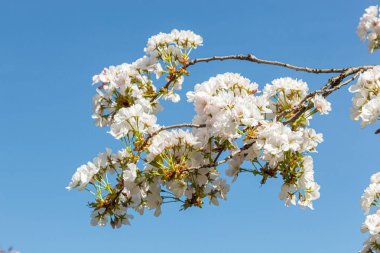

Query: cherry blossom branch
284 67 366 125
187 54 375 74
151 66 189 102
142 55 375 177
184 66 370 171
148 57 371 166
103 122 204 218
213 147 225 163
153 54 374 107
76 26 380 229
153 54 373 123
153 54 374 103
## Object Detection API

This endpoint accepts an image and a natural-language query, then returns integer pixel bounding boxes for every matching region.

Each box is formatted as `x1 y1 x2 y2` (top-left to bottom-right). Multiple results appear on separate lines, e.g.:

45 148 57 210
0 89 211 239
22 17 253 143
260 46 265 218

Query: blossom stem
187 54 375 74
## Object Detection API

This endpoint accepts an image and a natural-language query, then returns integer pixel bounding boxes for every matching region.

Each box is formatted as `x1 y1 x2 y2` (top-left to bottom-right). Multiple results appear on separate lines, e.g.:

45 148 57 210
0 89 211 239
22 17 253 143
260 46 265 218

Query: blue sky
1 0 380 252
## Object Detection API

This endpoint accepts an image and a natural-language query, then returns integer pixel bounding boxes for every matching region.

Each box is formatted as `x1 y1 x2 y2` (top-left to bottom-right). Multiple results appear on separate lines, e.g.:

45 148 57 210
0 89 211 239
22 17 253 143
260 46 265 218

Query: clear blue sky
1 0 379 252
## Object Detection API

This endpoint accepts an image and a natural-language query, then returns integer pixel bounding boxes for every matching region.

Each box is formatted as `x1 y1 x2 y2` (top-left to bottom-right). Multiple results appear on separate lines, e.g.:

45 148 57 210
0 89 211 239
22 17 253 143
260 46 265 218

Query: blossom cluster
69 30 231 227
187 73 326 209
68 29 335 228
359 172 380 253
358 5 380 53
350 66 380 127
91 29 202 128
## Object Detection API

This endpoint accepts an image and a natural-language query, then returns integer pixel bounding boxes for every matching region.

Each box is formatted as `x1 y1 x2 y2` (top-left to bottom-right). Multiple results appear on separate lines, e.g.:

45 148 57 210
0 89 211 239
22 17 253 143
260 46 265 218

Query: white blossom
123 163 138 186
226 153 244 182
312 95 331 115
279 184 297 207
109 104 157 139
67 149 113 190
167 180 187 198
361 182 380 214
145 29 202 55
357 5 380 52
349 66 380 127
364 210 380 235
187 73 265 141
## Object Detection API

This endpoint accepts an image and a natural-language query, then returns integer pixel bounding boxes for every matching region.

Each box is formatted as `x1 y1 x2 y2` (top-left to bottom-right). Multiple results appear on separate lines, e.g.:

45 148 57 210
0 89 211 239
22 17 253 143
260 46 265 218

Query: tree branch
323 70 363 96
150 76 177 102
187 54 374 74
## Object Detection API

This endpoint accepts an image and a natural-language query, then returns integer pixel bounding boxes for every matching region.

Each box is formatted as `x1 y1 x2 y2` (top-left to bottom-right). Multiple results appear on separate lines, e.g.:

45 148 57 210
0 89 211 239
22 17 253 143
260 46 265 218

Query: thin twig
150 76 177 102
187 54 374 74
323 70 363 96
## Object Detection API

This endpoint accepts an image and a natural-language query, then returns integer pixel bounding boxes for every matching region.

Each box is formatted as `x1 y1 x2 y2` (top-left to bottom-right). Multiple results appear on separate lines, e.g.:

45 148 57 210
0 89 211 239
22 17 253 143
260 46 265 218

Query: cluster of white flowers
145 29 203 55
360 234 380 253
278 156 320 209
360 172 380 253
187 73 267 142
256 123 322 209
70 29 339 228
358 5 380 53
91 29 203 130
349 66 380 127
91 60 161 127
146 129 230 207
187 73 326 209
263 77 308 111
70 129 232 228
109 104 158 139
68 147 163 227
264 77 309 117
67 148 114 190
70 30 215 228
355 7 380 247
146 129 200 162
264 77 331 117
256 122 320 166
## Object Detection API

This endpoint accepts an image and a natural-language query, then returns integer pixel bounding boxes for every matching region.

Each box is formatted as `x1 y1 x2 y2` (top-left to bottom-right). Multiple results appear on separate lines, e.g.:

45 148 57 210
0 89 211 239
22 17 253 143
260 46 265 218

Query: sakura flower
357 5 380 52
349 67 380 127
361 182 380 214
109 104 157 139
279 184 297 207
123 163 138 186
167 180 187 198
226 153 244 182
364 210 380 235
312 95 331 115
